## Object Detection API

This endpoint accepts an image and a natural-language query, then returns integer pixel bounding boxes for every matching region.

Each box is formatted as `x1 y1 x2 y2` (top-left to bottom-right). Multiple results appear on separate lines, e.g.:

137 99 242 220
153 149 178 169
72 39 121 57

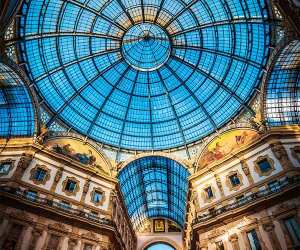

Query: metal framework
18 0 272 151
264 40 300 126
0 61 35 137
118 156 190 231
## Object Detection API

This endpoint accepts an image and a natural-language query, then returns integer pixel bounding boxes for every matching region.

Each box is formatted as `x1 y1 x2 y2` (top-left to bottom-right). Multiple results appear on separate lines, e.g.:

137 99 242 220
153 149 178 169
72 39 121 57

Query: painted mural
198 129 259 167
45 138 110 176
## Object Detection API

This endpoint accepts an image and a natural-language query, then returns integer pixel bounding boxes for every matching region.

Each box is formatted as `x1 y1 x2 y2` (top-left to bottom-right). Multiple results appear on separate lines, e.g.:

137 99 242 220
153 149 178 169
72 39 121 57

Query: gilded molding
62 176 80 197
90 186 106 206
29 165 51 185
225 170 243 192
253 155 275 177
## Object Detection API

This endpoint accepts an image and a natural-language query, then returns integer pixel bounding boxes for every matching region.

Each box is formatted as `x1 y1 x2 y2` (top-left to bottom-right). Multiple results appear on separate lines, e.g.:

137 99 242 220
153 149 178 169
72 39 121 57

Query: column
262 223 282 250
48 167 64 198
214 175 225 198
79 178 90 210
240 159 254 185
270 141 295 171
21 226 33 250
0 215 9 238
229 234 240 250
11 153 33 186
0 218 11 249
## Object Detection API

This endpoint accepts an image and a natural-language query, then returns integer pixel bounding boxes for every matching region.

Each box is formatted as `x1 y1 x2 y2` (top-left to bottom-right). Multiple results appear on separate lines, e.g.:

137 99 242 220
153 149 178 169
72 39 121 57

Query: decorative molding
253 155 275 177
0 159 15 177
29 165 51 185
225 170 244 192
291 146 300 164
62 176 80 197
90 187 106 206
240 159 254 184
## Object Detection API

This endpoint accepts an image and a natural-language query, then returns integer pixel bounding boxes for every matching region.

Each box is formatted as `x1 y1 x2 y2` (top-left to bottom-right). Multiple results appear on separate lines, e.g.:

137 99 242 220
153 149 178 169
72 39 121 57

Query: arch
44 134 113 176
118 156 190 231
263 39 300 126
140 238 181 250
0 60 37 138
117 152 189 172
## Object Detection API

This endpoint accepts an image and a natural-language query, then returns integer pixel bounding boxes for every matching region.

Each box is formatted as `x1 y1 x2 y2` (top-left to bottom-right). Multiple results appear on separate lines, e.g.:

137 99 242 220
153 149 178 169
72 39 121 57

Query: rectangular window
230 174 240 186
247 229 262 250
0 162 11 175
236 195 245 205
88 211 98 220
257 159 272 173
34 167 46 181
92 191 103 203
65 180 77 192
205 186 214 199
284 217 300 247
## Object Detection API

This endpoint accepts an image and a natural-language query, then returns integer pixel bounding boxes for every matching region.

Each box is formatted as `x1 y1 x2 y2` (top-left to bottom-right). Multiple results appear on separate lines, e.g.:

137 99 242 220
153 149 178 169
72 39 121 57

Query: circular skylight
19 0 272 150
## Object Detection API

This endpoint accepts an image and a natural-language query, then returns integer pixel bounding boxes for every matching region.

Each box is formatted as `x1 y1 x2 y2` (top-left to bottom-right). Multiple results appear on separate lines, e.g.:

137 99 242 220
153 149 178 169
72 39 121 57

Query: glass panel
265 40 300 126
18 0 272 150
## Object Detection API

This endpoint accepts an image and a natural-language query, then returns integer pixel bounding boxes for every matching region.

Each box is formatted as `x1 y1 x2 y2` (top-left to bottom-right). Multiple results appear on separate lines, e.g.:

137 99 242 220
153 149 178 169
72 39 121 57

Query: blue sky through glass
18 0 272 150
146 243 175 250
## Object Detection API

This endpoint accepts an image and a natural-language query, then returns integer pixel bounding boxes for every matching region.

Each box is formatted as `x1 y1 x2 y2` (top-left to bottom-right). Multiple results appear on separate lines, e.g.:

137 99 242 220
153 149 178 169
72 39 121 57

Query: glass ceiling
0 62 35 137
118 156 190 231
18 0 272 150
265 40 300 126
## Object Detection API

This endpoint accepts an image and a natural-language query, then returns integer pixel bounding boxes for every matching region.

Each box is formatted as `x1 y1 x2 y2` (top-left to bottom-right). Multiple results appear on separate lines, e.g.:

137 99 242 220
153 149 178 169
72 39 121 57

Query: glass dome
19 0 272 150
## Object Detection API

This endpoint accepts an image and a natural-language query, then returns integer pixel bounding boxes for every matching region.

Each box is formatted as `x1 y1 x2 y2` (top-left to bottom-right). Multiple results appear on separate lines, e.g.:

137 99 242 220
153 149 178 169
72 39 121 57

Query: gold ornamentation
90 187 106 206
62 176 80 196
29 165 51 185
225 170 243 191
154 219 165 232
253 155 275 177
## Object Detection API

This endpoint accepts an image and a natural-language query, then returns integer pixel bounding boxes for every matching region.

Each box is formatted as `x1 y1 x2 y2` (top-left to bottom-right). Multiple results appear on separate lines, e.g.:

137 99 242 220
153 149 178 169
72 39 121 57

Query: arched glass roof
19 0 272 150
265 40 300 126
0 62 35 137
118 156 190 231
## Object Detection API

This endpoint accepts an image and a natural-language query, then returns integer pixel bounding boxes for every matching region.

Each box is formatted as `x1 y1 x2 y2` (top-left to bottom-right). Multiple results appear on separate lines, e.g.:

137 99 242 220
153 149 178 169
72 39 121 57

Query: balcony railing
192 175 300 225
0 186 114 227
